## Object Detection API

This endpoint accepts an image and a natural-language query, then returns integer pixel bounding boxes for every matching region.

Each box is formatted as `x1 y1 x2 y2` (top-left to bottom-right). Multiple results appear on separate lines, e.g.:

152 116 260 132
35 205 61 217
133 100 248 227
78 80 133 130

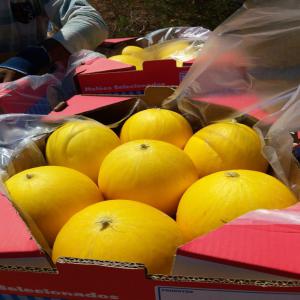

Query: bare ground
88 0 243 38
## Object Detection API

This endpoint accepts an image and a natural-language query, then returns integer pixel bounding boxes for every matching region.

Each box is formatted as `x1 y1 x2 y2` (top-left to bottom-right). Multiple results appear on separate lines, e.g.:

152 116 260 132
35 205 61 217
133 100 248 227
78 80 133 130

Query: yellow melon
5 166 103 246
98 140 198 216
109 54 144 70
121 45 144 56
52 200 183 275
120 108 193 148
184 121 268 177
176 170 298 241
46 120 120 182
157 40 191 60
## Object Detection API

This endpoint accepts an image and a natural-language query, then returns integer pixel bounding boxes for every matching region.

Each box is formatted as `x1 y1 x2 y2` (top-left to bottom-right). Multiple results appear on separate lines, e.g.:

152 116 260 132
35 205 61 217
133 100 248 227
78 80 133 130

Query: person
0 0 108 83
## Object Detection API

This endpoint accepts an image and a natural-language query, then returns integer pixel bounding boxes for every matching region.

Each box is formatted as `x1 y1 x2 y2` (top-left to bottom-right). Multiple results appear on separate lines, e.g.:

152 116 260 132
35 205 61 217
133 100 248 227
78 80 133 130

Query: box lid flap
76 57 135 75
101 37 137 46
0 192 43 258
49 95 134 116
193 93 268 120
177 207 300 278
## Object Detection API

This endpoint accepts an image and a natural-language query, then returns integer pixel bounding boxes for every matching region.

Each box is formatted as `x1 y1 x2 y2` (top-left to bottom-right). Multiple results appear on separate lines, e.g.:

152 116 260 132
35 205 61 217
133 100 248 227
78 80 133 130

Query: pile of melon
108 39 201 69
4 108 297 275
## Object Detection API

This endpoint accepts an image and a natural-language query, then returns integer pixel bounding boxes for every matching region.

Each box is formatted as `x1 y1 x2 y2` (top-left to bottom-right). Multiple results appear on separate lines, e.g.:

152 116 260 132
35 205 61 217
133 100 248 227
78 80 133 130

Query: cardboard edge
0 257 145 275
2 255 300 290
150 273 300 288
0 263 56 274
57 257 146 271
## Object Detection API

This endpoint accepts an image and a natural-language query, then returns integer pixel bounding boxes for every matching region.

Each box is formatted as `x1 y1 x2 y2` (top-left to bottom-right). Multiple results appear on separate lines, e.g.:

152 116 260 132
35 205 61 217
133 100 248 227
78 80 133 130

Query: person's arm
44 0 109 55
0 0 108 82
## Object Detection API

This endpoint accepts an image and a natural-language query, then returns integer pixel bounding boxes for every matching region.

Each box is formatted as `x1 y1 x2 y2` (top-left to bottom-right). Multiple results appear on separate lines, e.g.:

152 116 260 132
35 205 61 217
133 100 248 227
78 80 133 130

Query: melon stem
225 171 240 178
97 218 112 231
26 174 34 179
140 144 150 150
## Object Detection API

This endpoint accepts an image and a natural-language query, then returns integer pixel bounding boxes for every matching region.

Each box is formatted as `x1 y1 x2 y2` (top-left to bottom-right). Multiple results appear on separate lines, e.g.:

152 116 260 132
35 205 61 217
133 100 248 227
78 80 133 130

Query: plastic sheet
0 114 83 180
136 26 210 64
0 71 62 115
230 203 300 226
136 26 211 47
0 50 105 114
108 27 211 69
165 0 300 120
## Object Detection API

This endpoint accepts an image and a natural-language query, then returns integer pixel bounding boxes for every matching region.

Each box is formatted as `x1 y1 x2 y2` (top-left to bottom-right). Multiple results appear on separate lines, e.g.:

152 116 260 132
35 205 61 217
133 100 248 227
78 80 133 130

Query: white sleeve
42 0 109 53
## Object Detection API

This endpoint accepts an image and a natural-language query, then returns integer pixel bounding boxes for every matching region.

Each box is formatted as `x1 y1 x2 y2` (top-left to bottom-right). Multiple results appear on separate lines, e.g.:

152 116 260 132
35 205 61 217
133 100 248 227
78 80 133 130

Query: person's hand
0 68 23 83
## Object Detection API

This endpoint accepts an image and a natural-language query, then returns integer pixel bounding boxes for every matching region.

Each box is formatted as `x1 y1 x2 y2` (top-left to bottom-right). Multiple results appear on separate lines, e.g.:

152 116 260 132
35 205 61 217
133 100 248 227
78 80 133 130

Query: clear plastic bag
230 203 300 226
108 27 211 69
0 50 105 114
136 26 211 64
0 111 96 181
136 26 211 47
0 114 68 180
253 86 300 197
165 0 300 121
0 72 62 115
47 50 106 104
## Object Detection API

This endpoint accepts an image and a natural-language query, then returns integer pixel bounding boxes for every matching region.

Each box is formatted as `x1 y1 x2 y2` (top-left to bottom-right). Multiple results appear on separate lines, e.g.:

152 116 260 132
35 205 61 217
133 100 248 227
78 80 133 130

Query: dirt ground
88 0 243 38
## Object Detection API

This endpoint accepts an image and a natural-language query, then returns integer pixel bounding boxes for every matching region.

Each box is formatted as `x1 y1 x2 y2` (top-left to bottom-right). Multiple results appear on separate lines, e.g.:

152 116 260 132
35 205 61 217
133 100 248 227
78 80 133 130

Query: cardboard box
74 58 191 96
1 186 300 300
1 89 300 299
74 47 251 98
76 34 197 96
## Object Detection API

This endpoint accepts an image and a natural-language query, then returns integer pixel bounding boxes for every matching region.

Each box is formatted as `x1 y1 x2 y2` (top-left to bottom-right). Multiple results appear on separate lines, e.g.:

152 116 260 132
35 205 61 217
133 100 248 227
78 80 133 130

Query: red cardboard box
1 90 300 299
75 58 191 95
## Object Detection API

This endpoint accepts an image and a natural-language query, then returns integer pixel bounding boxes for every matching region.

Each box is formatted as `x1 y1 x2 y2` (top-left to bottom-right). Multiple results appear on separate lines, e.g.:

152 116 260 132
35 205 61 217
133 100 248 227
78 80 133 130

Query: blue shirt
0 0 108 60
